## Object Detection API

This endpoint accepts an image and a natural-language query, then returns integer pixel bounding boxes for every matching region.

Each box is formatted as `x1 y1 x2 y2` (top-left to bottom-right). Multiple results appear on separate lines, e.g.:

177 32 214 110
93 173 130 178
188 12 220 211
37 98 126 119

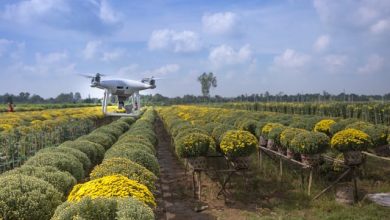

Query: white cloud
313 35 330 52
370 19 390 34
358 54 384 74
83 41 102 59
273 49 310 69
102 49 125 62
202 12 238 35
2 0 68 23
209 44 252 66
36 51 68 64
146 64 180 76
97 0 120 24
323 54 348 73
148 29 202 53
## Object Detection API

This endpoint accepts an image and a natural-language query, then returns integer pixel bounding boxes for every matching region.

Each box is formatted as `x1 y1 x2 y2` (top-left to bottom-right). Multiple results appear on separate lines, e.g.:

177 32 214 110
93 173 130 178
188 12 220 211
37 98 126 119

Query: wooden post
192 171 196 198
308 168 313 196
300 169 305 190
352 167 358 203
198 171 202 201
279 158 283 182
312 168 351 201
259 148 263 169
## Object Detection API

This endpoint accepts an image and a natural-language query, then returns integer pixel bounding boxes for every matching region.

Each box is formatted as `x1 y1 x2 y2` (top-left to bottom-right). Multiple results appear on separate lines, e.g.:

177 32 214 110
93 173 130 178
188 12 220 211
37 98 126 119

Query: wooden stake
279 158 283 182
312 168 351 201
308 169 313 196
352 167 358 203
198 171 202 201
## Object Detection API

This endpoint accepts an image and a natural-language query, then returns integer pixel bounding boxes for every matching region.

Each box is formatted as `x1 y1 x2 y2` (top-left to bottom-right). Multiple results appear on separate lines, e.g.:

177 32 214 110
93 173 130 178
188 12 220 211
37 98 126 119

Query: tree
74 92 82 102
197 72 217 97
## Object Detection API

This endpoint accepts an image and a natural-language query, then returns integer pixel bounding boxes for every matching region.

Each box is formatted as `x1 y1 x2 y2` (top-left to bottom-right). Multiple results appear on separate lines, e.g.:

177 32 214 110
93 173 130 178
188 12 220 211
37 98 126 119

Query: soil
154 119 258 220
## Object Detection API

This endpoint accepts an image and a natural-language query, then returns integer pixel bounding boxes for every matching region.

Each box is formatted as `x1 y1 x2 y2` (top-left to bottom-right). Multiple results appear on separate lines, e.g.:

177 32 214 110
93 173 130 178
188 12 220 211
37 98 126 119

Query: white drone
82 73 157 116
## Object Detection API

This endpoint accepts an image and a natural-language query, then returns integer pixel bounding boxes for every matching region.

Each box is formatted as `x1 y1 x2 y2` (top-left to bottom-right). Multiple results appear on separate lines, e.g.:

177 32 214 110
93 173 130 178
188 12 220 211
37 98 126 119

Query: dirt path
154 119 215 220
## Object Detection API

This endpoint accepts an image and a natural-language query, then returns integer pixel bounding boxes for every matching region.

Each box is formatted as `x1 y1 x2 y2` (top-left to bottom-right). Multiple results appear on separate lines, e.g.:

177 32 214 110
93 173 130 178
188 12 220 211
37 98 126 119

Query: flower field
0 108 159 220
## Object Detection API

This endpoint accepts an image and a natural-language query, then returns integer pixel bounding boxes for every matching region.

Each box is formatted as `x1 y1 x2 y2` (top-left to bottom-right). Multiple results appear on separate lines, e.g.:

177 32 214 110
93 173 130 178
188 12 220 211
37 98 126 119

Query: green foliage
24 152 85 181
175 127 209 141
211 124 235 144
105 148 160 175
280 127 307 150
78 133 115 150
329 118 360 135
116 135 154 151
198 72 217 97
0 174 63 220
90 158 157 191
220 130 258 158
37 146 92 172
60 140 105 165
2 165 76 195
175 132 216 158
92 126 123 139
267 126 288 146
346 121 389 147
111 142 155 156
290 131 330 154
52 197 154 220
237 119 258 136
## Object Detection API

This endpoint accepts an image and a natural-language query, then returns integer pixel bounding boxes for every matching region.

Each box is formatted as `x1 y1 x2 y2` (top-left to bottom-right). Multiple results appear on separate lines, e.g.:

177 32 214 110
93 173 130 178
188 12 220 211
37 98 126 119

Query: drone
82 73 157 116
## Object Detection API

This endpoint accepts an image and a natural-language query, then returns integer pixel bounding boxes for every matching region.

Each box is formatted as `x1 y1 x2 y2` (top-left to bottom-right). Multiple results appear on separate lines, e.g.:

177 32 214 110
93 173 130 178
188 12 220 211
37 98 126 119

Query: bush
267 126 287 146
203 122 222 134
111 142 156 156
127 128 157 145
111 120 131 132
37 146 92 172
314 119 336 136
237 119 258 136
220 130 258 158
60 140 105 165
68 175 156 207
92 126 123 139
212 124 235 144
90 158 157 191
175 127 209 141
0 174 63 220
120 117 136 126
280 127 307 150
2 165 76 195
116 135 154 150
24 152 85 181
261 123 284 137
105 149 160 175
329 118 359 135
346 122 388 147
175 133 216 158
331 128 372 152
52 197 154 220
78 133 115 150
290 131 330 154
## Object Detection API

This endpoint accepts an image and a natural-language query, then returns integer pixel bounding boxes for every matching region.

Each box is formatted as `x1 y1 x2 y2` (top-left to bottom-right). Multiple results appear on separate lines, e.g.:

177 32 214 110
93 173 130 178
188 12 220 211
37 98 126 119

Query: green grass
226 154 390 220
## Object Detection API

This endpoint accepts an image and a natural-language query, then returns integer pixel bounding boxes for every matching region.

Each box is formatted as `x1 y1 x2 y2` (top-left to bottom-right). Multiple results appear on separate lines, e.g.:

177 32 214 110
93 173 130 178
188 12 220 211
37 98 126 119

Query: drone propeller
78 73 106 78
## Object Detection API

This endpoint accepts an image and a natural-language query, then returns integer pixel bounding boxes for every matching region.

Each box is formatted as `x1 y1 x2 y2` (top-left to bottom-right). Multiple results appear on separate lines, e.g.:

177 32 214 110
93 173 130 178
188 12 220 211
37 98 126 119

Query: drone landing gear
102 90 141 117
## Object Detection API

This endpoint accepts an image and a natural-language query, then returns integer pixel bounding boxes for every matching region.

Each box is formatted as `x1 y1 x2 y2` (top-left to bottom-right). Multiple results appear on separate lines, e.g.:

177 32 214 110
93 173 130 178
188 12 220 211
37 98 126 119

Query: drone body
84 73 156 116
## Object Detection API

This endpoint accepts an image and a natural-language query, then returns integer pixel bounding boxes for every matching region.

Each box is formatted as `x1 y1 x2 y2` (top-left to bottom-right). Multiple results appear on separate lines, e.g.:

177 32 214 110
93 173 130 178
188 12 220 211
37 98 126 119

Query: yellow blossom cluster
314 119 336 135
331 128 372 152
220 130 258 158
67 174 156 207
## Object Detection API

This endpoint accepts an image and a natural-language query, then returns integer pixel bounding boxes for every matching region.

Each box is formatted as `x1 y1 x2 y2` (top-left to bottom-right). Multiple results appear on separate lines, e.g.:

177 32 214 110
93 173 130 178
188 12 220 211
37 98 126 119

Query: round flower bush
52 197 154 220
314 119 336 136
203 122 222 135
90 158 157 191
175 133 216 158
112 142 156 156
37 146 92 172
175 127 209 141
346 122 389 147
237 119 258 136
329 118 359 135
290 131 330 154
105 148 160 175
116 135 154 151
24 152 85 181
78 133 115 150
0 174 63 220
280 128 307 150
2 165 76 195
67 175 156 207
261 123 284 138
220 130 258 158
211 124 235 144
60 140 105 165
331 128 372 152
92 126 123 139
267 126 287 146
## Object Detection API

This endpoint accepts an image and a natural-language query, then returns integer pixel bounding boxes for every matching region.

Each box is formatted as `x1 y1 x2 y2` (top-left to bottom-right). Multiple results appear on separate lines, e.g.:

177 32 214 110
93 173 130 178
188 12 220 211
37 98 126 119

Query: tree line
0 92 99 104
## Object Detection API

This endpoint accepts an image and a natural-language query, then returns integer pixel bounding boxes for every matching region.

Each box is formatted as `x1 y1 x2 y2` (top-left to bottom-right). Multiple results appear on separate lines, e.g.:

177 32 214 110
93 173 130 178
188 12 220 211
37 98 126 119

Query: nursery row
158 105 389 165
218 102 390 125
0 107 112 172
0 103 100 113
0 108 159 220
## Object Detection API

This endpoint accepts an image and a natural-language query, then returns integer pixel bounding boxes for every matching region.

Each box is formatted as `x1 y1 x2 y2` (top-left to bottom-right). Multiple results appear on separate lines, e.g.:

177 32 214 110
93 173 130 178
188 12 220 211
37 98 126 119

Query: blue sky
0 0 389 98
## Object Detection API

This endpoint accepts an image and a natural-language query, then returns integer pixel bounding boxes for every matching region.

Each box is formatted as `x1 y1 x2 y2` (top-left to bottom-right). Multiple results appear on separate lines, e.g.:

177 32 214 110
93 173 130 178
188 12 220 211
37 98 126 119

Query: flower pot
300 154 320 166
277 145 287 155
267 139 277 151
343 151 363 166
187 156 207 170
259 136 267 147
286 149 295 159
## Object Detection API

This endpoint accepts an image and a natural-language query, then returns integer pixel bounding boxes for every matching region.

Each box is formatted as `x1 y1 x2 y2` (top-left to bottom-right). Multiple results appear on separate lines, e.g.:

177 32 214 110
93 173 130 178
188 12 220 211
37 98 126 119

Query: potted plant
331 128 372 165
220 130 258 169
280 128 307 159
290 131 330 166
314 119 336 136
262 123 284 151
268 126 288 155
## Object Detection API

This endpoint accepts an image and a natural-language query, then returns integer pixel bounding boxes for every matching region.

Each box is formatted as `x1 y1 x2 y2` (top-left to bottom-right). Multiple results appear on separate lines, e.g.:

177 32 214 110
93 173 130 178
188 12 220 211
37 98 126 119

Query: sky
0 0 389 98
